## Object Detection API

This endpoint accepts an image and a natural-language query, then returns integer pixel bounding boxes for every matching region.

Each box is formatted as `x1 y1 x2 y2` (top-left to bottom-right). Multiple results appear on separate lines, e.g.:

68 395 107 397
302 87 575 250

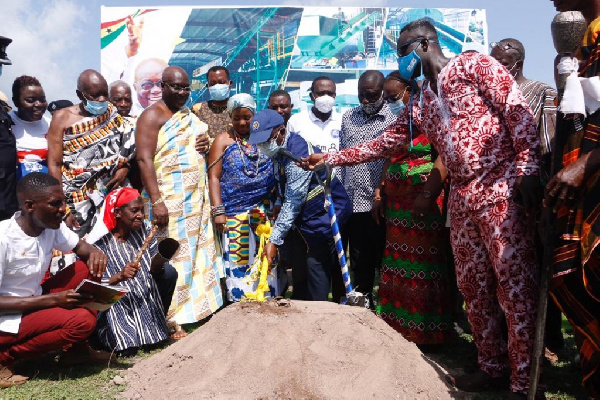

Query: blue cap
248 109 284 145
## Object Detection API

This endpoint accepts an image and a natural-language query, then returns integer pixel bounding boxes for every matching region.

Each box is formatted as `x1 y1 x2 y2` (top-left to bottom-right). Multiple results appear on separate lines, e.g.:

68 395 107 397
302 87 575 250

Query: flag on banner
101 9 156 49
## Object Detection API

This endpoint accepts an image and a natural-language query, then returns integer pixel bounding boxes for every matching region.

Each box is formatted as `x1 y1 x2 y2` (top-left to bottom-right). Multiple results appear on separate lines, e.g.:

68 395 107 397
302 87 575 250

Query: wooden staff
133 225 159 265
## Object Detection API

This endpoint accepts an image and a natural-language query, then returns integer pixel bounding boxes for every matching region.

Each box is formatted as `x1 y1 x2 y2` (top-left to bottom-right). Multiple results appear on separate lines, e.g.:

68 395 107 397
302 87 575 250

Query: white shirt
9 110 50 156
0 214 80 333
287 108 342 154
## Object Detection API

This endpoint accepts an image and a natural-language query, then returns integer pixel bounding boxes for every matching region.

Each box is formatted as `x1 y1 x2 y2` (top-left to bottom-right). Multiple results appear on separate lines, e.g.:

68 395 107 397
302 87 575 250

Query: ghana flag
101 9 156 49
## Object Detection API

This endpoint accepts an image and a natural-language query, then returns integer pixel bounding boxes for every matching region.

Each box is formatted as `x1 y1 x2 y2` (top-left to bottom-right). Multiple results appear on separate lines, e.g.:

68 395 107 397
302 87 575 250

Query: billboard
101 6 487 116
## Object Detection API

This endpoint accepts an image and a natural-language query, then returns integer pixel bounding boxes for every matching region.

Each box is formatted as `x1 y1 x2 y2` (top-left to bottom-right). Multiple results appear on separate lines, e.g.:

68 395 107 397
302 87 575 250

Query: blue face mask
397 44 423 83
209 84 230 101
388 99 405 115
84 99 108 115
0 65 3 78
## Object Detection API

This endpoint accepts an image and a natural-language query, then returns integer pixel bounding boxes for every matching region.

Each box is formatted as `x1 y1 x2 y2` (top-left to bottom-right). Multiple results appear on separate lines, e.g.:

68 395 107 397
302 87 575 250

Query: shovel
278 149 368 307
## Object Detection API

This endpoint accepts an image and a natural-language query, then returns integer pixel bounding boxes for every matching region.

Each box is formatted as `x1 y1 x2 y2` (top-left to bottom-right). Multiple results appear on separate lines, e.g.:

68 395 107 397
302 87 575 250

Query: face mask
397 43 423 82
388 99 406 115
507 62 519 75
84 99 108 115
314 95 335 114
362 93 384 115
209 84 230 101
257 138 282 158
0 65 3 78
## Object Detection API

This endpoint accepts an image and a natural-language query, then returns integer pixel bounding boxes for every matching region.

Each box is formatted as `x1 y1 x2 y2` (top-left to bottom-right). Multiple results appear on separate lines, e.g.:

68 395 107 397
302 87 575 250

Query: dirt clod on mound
121 301 454 399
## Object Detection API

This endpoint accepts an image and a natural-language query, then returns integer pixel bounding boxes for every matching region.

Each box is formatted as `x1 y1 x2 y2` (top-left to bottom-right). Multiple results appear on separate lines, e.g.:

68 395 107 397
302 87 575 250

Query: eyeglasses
163 82 191 93
384 88 408 104
397 37 426 57
139 80 162 91
489 41 523 58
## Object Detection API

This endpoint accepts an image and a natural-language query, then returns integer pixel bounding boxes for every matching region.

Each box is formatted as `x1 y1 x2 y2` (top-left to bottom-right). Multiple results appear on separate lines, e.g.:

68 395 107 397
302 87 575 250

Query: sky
0 0 560 104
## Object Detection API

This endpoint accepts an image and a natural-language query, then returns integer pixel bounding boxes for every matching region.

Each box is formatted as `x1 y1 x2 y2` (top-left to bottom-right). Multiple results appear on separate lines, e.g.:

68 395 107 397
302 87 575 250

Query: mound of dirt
121 301 454 399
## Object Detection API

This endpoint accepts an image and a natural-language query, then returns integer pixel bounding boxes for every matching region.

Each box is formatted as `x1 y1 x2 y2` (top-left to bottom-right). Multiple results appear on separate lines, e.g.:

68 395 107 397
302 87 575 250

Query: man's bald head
359 70 385 88
162 66 189 84
77 69 108 93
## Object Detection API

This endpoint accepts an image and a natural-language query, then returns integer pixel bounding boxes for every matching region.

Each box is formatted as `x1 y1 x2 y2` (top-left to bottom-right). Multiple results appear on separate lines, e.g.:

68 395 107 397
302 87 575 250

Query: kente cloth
518 79 557 159
549 16 600 398
220 138 275 217
222 207 279 302
192 101 231 140
143 108 224 324
61 103 134 236
376 133 451 345
93 223 169 352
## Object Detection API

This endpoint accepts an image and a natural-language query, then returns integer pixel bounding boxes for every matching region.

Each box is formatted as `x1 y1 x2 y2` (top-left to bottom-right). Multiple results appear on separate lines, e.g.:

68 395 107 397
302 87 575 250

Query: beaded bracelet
211 205 226 218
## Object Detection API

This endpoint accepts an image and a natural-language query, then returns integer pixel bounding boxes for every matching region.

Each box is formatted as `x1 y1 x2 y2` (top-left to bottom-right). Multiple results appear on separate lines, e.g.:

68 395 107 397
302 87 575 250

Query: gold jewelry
152 197 164 206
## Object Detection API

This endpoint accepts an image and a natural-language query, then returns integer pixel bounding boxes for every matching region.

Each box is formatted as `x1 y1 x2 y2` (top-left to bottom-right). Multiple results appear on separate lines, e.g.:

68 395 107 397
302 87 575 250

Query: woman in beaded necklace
207 93 277 302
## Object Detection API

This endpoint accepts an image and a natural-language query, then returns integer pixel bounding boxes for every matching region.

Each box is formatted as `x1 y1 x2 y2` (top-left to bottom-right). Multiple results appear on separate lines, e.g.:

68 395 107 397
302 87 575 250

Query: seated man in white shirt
287 76 341 154
0 172 108 387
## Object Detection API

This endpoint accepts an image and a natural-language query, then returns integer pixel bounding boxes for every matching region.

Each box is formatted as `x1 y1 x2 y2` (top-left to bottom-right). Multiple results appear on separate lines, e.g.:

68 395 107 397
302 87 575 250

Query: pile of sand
120 301 454 399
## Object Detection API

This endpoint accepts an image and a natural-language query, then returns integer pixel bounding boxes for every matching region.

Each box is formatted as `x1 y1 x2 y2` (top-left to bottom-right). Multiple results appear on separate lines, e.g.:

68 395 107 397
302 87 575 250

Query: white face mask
257 138 282 158
314 95 335 114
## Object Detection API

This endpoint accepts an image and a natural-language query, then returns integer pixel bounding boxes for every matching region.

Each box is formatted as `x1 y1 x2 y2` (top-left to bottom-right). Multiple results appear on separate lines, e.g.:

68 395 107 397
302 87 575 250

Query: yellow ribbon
244 221 272 302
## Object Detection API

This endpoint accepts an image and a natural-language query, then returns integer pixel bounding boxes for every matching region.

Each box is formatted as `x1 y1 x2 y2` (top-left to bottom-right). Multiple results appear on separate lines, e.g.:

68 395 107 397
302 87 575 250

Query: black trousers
152 263 178 316
283 228 345 302
342 211 385 297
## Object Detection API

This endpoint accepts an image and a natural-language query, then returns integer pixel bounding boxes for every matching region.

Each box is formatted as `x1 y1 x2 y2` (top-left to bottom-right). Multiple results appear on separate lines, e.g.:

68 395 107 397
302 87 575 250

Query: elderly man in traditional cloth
47 69 134 237
305 19 542 399
545 1 600 397
136 66 223 337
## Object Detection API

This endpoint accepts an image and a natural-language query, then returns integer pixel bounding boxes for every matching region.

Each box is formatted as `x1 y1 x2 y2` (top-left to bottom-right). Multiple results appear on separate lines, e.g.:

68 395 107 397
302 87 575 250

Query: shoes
58 344 115 367
0 366 29 388
446 369 509 392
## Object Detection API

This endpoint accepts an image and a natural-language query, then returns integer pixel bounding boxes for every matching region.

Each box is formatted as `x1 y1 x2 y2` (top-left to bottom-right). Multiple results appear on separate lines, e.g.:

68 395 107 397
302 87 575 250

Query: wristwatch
422 190 432 199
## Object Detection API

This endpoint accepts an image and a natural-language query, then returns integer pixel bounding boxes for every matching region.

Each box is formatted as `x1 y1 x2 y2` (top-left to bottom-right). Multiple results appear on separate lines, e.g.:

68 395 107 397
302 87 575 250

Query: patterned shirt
339 104 396 213
519 79 557 157
325 52 540 214
270 155 313 246
192 101 231 140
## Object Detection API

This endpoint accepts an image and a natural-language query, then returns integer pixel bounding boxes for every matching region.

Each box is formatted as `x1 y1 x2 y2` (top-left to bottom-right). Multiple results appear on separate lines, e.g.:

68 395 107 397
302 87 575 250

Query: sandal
0 367 29 388
168 322 187 340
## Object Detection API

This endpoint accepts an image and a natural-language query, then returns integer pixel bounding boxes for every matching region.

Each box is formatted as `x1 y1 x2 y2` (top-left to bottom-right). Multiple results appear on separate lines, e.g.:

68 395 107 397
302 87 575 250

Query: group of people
0 1 599 397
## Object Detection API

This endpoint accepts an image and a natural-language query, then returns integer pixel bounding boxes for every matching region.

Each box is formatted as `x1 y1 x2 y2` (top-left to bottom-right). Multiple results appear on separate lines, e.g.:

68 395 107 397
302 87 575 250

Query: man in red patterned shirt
305 19 542 399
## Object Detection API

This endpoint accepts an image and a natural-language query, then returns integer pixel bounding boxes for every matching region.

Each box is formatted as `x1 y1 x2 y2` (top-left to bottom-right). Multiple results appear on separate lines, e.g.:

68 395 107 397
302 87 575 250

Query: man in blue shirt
249 109 351 301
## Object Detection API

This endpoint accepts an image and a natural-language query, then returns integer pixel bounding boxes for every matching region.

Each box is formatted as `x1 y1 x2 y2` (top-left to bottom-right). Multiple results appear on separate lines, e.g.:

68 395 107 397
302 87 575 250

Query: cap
0 36 12 65
248 109 284 145
47 99 74 113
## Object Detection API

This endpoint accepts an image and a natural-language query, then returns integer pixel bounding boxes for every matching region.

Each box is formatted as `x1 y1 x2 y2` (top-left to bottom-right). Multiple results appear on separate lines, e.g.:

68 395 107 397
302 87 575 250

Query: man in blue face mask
304 18 543 399
46 69 135 237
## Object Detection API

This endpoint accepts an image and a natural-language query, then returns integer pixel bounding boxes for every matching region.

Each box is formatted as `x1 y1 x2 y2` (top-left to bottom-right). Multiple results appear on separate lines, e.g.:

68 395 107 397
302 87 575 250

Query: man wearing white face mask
47 69 135 236
287 76 342 154
338 70 395 306
192 66 233 144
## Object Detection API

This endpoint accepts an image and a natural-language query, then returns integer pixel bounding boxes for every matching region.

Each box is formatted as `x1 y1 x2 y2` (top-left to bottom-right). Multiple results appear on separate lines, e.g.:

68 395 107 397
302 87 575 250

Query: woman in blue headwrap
207 94 277 302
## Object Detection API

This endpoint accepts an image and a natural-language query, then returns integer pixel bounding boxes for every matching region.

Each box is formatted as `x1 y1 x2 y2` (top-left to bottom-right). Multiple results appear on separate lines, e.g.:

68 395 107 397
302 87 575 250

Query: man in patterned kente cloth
136 66 223 337
47 69 134 237
305 18 542 399
545 0 600 397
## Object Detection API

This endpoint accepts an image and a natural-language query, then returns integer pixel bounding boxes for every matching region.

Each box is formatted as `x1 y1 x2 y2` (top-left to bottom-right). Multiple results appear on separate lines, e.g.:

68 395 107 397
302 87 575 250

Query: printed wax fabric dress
375 133 451 344
220 135 276 302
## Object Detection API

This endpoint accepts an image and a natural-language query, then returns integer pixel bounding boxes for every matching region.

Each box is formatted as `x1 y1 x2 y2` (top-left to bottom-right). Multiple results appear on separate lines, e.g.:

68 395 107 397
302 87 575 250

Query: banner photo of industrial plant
101 6 487 116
